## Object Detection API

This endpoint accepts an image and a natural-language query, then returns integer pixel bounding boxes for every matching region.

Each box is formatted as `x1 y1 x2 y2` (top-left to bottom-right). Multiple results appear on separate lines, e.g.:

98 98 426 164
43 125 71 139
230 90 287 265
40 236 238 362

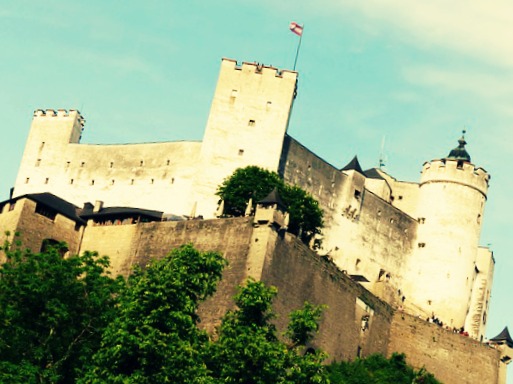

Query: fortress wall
0 201 22 246
79 217 255 331
16 136 201 215
11 199 83 255
388 312 500 384
261 232 393 361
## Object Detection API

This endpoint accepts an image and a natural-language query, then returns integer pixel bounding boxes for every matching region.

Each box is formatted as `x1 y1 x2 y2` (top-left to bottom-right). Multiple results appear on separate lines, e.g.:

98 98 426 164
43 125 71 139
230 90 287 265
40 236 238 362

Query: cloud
328 0 513 69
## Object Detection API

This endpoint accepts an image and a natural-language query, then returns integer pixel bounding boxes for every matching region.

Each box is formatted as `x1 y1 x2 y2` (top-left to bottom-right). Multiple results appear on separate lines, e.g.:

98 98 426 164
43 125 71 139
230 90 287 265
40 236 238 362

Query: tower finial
447 129 471 162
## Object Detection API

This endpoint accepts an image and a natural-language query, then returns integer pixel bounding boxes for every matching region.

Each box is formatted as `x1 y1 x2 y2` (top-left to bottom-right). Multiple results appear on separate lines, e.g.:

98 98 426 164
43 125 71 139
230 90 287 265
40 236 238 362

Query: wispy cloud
333 0 513 69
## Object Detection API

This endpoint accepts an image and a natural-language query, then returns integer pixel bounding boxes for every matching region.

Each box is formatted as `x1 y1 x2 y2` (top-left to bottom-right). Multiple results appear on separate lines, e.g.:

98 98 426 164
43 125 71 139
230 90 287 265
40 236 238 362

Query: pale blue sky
1 0 512 377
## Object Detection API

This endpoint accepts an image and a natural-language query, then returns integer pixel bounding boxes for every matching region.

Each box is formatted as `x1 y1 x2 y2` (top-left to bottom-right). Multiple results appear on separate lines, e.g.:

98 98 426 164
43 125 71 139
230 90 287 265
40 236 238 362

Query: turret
404 132 490 329
13 109 85 198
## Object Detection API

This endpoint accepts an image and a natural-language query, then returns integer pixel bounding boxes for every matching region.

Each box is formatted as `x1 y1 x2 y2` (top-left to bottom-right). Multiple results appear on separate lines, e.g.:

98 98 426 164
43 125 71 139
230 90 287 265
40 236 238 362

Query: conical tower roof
341 155 365 175
490 327 513 348
258 188 286 210
446 130 471 162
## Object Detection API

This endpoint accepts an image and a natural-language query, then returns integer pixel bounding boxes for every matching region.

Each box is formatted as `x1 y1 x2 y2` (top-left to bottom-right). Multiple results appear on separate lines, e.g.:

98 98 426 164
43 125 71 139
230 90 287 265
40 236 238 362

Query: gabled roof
490 327 513 348
7 193 86 225
341 156 364 175
258 188 286 210
364 168 385 180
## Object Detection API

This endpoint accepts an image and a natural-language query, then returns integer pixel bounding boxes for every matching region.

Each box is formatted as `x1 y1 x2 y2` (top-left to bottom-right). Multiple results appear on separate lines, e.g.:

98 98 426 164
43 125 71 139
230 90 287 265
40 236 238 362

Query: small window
35 159 41 167
457 160 464 169
140 160 144 166
111 180 115 185
266 101 272 109
238 149 244 156
166 160 170 166
81 162 85 167
45 178 49 184
91 180 95 186
171 178 175 184
248 119 255 126
66 161 70 168
131 179 134 185
25 177 29 184
418 242 426 248
70 179 74 185
354 190 361 200
231 89 238 98
398 195 403 200
35 203 57 221
151 179 154 184
110 162 114 168
9 202 16 211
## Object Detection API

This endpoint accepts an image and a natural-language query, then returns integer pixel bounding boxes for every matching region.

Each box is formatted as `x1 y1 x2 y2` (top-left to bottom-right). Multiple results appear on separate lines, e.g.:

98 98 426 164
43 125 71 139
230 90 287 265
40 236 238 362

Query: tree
206 279 328 384
216 166 323 244
0 240 123 384
326 353 441 384
81 244 227 383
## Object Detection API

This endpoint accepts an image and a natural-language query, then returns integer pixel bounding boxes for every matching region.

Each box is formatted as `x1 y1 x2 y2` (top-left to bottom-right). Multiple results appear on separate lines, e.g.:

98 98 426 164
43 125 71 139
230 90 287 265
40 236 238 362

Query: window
140 160 144 166
457 160 464 169
238 149 244 156
9 202 15 211
418 242 426 248
354 190 361 200
91 180 95 186
70 179 74 184
45 178 49 184
35 203 57 221
35 159 41 167
81 161 85 167
25 177 29 184
248 119 255 126
110 162 114 168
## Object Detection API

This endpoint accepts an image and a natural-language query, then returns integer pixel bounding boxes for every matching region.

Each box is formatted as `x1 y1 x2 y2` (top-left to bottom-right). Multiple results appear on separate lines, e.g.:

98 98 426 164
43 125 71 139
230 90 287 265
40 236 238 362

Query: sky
1 0 512 378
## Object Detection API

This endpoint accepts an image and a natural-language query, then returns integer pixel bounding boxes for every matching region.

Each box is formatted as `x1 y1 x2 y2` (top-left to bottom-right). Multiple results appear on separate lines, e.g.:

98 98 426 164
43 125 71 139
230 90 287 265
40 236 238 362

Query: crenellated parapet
223 58 297 80
33 108 85 126
420 159 489 198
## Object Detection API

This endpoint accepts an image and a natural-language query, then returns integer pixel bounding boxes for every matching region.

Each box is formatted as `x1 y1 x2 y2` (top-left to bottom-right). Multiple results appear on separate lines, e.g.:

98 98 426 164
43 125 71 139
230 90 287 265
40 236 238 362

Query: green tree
81 244 227 383
216 166 323 244
326 353 441 384
207 279 328 384
0 241 123 384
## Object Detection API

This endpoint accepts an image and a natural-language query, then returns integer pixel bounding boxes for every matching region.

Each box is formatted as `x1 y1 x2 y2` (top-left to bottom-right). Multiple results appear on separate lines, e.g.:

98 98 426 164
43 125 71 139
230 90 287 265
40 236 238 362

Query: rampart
388 312 500 384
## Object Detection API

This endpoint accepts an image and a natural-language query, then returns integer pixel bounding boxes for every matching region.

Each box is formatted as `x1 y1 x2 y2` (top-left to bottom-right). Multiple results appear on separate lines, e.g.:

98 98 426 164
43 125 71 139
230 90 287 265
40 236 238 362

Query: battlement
221 58 297 80
420 158 489 196
33 108 85 126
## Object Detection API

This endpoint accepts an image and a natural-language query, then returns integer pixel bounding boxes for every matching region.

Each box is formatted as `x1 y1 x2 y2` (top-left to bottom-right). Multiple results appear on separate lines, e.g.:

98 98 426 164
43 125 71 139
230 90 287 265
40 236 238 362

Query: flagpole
293 24 303 71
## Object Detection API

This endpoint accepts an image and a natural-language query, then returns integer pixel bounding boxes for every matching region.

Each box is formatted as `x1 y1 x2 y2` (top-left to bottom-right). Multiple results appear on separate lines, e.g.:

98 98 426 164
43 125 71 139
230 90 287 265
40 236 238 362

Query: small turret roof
341 156 364 174
490 327 513 348
446 130 471 163
258 188 286 210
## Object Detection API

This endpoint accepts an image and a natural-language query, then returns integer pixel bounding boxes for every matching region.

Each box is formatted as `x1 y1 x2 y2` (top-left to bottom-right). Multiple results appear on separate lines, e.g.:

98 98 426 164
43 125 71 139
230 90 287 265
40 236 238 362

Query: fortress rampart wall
14 109 201 214
388 312 500 384
279 136 417 307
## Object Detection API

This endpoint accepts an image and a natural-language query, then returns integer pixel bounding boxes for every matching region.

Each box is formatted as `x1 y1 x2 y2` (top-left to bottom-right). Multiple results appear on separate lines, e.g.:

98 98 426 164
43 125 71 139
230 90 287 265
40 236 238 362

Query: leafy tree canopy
326 353 441 384
0 239 124 384
216 166 323 244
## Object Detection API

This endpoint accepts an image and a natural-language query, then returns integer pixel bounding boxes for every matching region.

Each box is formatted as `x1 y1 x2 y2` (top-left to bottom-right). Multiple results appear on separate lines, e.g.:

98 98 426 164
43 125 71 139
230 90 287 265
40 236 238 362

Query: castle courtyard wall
388 312 500 384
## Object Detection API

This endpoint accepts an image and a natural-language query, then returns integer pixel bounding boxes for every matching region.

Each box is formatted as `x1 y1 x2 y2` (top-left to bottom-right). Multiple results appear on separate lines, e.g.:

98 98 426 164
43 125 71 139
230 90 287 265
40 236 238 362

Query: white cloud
328 0 513 69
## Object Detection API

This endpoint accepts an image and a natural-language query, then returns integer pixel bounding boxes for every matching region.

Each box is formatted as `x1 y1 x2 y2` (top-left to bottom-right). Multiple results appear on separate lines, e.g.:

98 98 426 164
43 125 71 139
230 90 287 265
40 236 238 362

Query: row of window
35 159 175 168
24 177 176 185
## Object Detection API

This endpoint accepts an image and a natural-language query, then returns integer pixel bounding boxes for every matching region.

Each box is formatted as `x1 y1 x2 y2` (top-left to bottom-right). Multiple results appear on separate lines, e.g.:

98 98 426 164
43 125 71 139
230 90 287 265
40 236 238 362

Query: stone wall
260 232 394 361
388 312 500 384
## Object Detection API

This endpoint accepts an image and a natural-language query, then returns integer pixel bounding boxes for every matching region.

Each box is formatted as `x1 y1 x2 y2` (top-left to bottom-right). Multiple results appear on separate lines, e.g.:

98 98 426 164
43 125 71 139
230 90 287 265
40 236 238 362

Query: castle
1 58 510 383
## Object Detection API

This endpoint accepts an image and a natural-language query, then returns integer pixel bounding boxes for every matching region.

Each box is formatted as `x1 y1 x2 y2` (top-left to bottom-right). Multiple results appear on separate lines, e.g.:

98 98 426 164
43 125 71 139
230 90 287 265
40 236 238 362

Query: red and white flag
289 22 303 36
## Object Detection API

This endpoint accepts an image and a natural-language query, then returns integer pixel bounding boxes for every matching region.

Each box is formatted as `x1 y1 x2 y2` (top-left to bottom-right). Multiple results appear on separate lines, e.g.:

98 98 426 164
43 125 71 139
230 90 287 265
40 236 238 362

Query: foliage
216 166 323 244
326 353 441 384
0 241 124 384
206 279 329 384
80 244 227 383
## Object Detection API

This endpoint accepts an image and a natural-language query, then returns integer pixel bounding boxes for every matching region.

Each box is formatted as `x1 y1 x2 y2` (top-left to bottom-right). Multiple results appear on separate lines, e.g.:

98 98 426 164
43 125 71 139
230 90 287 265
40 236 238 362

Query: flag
289 22 303 36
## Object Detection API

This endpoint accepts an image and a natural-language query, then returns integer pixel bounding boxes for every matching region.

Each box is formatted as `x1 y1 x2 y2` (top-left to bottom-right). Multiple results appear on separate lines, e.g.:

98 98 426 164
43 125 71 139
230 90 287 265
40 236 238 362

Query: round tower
405 132 490 328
